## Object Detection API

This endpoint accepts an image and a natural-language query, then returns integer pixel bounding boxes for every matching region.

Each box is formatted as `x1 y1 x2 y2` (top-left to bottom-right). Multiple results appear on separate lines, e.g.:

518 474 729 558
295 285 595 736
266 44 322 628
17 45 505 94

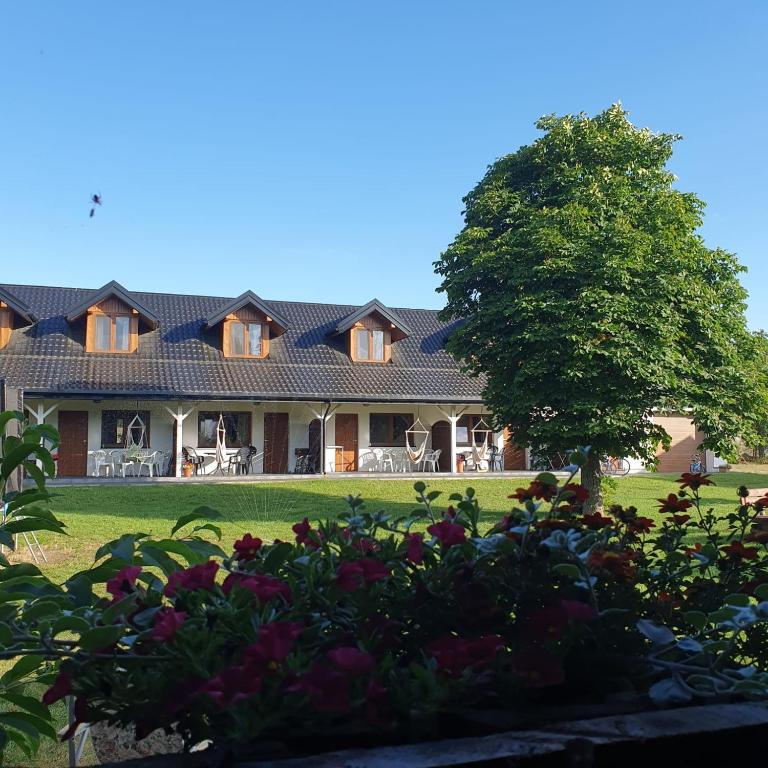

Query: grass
7 468 768 767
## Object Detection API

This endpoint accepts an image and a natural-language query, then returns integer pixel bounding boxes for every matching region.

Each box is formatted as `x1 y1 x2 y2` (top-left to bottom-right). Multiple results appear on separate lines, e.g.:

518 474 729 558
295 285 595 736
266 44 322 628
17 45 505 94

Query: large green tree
435 104 764 510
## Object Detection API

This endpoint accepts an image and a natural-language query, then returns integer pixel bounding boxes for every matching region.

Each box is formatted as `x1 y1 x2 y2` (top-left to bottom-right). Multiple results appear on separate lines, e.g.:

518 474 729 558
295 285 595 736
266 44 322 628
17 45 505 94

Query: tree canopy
435 104 765 503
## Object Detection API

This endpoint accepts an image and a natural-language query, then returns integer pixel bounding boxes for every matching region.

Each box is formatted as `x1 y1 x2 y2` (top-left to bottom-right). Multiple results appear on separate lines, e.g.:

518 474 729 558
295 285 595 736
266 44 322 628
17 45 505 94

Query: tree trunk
581 452 604 514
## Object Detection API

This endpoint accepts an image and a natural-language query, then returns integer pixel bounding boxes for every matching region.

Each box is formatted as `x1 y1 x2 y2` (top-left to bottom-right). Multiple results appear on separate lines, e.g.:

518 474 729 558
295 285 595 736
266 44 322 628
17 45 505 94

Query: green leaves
170 506 222 538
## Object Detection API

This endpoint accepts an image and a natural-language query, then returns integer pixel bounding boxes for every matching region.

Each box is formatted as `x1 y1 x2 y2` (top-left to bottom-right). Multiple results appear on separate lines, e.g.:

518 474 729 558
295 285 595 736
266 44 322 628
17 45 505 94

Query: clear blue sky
1 1 766 329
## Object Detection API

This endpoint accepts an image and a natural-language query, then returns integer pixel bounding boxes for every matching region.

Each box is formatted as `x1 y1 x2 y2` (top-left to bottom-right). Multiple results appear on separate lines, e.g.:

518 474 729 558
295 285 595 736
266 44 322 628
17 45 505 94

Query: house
0 281 706 478
0 281 529 477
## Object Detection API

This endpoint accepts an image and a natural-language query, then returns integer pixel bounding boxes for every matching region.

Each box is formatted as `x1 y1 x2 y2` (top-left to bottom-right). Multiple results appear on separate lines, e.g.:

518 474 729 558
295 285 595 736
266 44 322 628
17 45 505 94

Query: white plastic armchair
136 451 160 478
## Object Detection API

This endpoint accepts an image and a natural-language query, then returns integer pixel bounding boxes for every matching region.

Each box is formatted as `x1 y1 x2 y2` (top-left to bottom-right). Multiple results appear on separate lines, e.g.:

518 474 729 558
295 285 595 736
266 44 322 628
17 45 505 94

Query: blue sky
1 1 766 328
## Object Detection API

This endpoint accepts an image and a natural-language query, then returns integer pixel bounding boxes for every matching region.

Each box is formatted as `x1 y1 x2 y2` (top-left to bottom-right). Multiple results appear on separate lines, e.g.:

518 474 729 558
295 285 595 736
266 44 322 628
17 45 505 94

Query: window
0 308 11 349
369 413 413 447
89 313 134 353
225 321 266 358
101 410 151 448
456 415 488 446
198 411 252 448
354 328 386 362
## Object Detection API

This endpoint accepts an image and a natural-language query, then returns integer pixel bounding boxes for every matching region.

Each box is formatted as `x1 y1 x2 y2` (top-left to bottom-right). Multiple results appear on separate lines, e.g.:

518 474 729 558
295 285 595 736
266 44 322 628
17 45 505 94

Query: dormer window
226 319 267 358
86 306 137 353
354 327 385 362
0 306 11 349
65 281 159 354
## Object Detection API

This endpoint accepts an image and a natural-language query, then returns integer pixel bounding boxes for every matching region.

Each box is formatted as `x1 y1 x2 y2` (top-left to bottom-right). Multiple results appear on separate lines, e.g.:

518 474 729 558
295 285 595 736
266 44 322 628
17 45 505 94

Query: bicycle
600 456 631 476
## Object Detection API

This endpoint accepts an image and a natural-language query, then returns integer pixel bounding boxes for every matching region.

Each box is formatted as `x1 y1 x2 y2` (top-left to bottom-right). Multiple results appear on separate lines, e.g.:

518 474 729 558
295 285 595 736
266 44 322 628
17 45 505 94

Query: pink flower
42 671 72 705
152 608 187 642
406 533 424 564
164 561 219 597
327 647 375 676
233 533 262 561
428 634 505 676
427 520 466 547
286 663 350 712
222 573 292 603
106 565 142 601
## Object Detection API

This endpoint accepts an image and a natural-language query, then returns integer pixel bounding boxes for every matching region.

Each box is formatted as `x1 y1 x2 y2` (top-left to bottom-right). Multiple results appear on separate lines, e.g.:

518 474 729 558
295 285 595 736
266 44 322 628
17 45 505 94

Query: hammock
471 417 493 464
405 417 430 464
125 413 147 448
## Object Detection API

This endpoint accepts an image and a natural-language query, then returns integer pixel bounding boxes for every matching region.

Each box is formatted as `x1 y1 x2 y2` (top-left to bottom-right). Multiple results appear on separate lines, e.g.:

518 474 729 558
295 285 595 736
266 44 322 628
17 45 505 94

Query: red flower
509 481 556 502
721 541 760 560
152 607 187 642
164 561 219 597
335 559 390 592
222 573 292 603
428 634 504 676
533 518 574 531
427 520 467 547
287 663 350 713
293 518 321 549
405 533 424 564
626 516 655 535
327 647 375 676
445 505 457 519
512 645 565 688
667 514 691 526
106 565 142 601
657 494 693 514
560 599 597 622
684 542 704 558
233 533 262 561
587 549 637 581
342 529 379 553
677 472 714 491
42 671 72 706
563 483 589 504
245 621 303 667
202 666 262 707
524 606 568 641
580 513 614 529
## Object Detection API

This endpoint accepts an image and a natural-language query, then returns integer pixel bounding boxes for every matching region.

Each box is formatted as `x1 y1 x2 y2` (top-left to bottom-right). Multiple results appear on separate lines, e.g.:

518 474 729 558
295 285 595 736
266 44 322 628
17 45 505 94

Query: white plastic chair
136 451 159 478
381 450 396 473
422 448 441 472
91 450 113 477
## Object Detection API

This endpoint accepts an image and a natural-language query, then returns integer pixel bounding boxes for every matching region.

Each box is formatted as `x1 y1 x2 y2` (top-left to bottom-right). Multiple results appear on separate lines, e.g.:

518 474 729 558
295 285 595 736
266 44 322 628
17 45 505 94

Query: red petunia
327 647 375 676
580 513 614 530
164 561 219 597
677 472 715 491
202 666 262 707
222 573 292 603
335 559 390 592
152 607 187 642
428 634 505 676
563 483 590 504
287 663 351 713
405 532 424 564
42 671 72 706
106 565 142 601
721 541 760 560
427 520 467 547
245 621 303 667
233 533 263 561
292 518 321 549
657 494 693 514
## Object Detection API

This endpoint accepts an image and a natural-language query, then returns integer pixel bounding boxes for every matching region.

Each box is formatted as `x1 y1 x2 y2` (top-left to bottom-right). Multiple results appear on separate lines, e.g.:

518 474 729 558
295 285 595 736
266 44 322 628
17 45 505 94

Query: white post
164 405 193 477
25 402 58 424
449 412 458 474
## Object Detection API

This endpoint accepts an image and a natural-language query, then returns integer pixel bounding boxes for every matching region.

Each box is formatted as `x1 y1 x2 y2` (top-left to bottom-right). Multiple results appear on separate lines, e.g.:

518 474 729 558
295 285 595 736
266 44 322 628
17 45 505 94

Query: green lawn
6 469 768 767
26 470 768 585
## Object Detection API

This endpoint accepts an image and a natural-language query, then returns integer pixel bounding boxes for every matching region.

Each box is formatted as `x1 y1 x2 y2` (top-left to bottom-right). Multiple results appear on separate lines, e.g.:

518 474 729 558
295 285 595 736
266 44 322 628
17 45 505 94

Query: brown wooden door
503 428 527 470
431 421 452 472
58 411 89 477
335 414 358 471
263 413 289 473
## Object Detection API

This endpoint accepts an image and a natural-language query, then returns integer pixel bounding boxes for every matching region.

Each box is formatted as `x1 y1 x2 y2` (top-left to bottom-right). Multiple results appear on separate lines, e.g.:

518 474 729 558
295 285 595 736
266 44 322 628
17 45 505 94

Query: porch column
305 402 338 475
25 401 58 425
438 405 466 474
164 405 193 477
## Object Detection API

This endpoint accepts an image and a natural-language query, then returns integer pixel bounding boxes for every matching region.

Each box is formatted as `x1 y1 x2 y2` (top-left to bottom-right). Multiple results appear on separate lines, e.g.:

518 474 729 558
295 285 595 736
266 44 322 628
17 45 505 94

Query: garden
4 414 768 767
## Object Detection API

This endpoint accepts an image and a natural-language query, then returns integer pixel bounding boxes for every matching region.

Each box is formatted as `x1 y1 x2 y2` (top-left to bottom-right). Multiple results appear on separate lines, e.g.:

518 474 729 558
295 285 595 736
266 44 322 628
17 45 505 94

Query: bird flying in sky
89 193 102 218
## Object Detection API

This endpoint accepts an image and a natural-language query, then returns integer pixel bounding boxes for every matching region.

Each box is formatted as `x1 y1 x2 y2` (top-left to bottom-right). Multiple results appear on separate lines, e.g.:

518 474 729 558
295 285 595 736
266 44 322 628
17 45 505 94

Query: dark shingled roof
0 283 484 404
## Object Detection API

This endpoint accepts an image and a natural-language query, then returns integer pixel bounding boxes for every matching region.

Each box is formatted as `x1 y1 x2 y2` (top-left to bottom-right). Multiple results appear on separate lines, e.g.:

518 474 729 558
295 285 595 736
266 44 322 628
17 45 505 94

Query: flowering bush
4 425 768 761
25 450 768 759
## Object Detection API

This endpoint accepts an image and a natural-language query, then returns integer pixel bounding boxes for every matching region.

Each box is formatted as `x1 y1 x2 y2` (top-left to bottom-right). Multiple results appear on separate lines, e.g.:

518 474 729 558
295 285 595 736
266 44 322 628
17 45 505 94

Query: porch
24 397 529 479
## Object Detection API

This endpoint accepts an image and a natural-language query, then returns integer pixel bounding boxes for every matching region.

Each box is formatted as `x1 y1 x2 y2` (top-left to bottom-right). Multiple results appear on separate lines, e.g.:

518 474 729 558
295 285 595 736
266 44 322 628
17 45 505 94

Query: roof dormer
65 281 159 354
0 287 37 350
203 291 289 360
333 299 411 363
